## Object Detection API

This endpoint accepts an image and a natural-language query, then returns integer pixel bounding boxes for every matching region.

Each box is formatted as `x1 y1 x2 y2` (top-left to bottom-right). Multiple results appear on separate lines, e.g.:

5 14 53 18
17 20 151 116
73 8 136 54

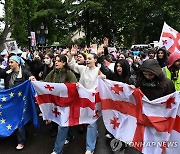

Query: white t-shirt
68 57 99 89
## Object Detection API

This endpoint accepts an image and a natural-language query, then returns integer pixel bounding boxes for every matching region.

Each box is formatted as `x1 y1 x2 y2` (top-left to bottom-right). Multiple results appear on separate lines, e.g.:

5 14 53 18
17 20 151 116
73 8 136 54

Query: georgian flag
98 78 180 154
159 22 180 53
32 81 100 126
166 107 180 154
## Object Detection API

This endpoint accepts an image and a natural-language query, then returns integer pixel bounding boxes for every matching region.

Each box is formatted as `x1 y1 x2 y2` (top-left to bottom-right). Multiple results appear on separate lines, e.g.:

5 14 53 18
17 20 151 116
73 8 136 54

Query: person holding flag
136 59 175 100
0 55 36 150
45 54 77 154
67 45 106 154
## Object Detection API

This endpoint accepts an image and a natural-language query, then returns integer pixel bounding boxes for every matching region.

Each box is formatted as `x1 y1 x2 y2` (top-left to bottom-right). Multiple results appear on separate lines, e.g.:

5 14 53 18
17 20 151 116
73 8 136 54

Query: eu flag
0 80 39 137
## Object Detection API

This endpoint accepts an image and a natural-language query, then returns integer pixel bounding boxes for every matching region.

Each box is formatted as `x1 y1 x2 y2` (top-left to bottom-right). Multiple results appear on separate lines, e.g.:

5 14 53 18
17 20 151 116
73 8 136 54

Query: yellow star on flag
1 96 6 102
9 92 14 98
0 118 6 124
0 104 2 108
6 124 12 130
18 91 22 97
0 112 2 116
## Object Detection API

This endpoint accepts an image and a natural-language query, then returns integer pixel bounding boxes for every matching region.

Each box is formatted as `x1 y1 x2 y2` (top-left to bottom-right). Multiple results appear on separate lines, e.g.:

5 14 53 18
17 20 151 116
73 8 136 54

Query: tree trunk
0 32 8 52
85 8 90 48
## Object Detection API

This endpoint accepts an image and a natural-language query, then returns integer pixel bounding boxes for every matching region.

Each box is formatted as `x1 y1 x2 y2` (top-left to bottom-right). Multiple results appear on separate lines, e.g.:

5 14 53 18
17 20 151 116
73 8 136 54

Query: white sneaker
85 150 94 154
51 151 63 154
16 144 24 150
39 113 43 117
105 133 112 139
64 139 69 145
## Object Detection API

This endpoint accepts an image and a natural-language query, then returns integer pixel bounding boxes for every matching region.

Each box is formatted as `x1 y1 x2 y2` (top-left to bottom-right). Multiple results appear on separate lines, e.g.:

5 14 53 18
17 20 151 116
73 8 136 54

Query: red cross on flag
31 78 180 154
159 22 180 53
98 78 180 154
32 81 99 126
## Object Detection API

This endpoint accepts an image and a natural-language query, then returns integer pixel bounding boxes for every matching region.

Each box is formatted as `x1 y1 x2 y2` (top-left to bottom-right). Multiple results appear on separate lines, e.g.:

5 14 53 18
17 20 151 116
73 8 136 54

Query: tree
0 0 37 51
1 0 179 50
64 0 104 47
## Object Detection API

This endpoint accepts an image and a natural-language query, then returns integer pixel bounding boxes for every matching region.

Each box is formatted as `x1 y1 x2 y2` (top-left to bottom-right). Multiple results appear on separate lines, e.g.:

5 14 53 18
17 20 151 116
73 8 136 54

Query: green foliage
1 0 179 48
10 0 37 46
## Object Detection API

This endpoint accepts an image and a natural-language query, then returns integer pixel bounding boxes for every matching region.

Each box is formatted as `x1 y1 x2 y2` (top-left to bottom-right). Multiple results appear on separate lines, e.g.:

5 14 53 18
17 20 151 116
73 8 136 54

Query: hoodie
137 59 175 100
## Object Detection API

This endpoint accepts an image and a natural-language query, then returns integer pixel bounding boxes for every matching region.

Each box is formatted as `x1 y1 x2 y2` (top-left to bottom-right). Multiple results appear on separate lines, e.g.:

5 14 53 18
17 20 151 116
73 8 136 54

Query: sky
0 5 3 17
0 3 5 30
0 0 4 17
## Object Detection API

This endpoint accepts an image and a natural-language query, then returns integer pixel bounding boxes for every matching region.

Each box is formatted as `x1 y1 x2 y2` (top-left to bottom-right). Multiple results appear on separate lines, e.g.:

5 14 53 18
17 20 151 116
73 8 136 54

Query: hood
141 59 162 77
168 52 180 68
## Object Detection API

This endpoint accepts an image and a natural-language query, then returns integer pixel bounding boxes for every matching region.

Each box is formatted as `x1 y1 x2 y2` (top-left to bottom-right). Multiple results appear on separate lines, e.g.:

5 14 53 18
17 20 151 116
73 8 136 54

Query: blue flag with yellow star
0 80 39 137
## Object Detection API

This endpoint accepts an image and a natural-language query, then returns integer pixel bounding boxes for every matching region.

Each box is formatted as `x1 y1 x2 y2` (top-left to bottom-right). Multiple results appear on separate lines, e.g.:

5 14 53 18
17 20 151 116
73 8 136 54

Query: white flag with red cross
32 81 100 126
98 78 180 154
159 22 180 53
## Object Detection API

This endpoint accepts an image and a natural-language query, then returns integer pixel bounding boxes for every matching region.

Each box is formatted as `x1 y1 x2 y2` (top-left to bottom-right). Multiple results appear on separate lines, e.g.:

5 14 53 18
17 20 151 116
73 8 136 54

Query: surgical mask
44 59 51 65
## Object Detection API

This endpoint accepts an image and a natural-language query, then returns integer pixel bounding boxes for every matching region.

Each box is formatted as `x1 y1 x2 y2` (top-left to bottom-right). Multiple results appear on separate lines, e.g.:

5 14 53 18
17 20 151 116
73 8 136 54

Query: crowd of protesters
0 43 180 154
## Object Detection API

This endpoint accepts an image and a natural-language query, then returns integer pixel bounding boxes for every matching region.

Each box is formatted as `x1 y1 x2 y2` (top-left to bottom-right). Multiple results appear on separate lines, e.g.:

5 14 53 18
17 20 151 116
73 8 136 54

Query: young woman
73 53 87 81
100 58 135 151
0 55 36 150
109 59 133 84
46 54 77 154
39 51 54 81
77 53 86 65
156 48 168 68
67 46 105 154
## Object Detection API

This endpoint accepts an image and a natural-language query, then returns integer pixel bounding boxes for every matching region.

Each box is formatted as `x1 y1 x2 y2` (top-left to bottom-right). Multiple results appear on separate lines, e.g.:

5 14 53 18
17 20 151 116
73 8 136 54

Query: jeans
16 127 26 144
86 121 98 152
53 126 73 153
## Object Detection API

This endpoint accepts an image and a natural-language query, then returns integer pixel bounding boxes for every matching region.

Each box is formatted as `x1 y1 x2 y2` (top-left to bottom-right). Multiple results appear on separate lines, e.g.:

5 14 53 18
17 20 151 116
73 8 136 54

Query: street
0 117 115 154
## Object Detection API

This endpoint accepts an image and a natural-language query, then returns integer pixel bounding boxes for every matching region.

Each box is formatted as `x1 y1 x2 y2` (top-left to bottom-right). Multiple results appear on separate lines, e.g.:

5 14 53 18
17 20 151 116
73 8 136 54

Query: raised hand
70 44 78 56
97 44 104 57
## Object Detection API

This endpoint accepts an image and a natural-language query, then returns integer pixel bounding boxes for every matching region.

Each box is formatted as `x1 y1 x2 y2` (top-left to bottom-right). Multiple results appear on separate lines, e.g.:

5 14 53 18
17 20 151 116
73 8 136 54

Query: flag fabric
98 78 180 154
166 108 180 154
159 22 180 53
31 78 180 154
32 81 100 126
0 80 39 137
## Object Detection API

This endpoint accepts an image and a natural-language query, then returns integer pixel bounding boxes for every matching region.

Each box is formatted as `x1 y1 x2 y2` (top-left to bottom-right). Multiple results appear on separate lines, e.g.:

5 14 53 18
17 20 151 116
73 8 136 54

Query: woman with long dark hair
156 48 168 68
45 54 77 154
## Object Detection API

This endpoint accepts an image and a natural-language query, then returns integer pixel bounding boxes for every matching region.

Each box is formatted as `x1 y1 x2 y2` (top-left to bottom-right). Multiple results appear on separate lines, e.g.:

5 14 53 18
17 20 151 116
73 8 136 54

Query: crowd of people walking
0 44 179 154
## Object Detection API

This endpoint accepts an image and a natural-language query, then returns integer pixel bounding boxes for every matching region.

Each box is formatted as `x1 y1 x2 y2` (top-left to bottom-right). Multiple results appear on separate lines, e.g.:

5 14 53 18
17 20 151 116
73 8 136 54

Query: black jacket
136 59 175 100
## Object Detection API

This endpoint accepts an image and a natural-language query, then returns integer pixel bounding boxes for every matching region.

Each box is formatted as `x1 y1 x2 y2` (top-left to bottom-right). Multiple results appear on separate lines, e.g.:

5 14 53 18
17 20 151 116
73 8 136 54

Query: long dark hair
55 54 69 70
156 48 168 68
113 59 131 83
45 51 54 59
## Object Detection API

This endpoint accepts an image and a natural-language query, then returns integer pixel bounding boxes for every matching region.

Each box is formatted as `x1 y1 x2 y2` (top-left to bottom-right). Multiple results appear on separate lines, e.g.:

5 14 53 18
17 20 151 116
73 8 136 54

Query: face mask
44 59 51 65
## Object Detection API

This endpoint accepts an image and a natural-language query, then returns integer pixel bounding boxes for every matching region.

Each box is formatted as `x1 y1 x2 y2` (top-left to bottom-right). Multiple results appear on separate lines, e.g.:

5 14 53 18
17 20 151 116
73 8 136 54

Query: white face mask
44 59 51 65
